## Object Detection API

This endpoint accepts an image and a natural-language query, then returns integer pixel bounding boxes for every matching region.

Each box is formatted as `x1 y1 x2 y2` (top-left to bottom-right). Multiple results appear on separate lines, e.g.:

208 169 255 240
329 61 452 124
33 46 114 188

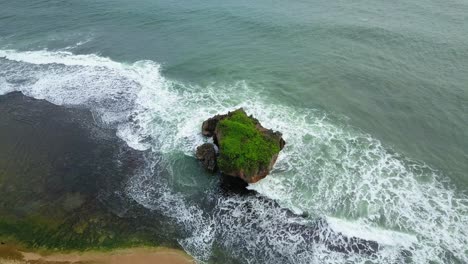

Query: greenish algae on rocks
0 92 180 254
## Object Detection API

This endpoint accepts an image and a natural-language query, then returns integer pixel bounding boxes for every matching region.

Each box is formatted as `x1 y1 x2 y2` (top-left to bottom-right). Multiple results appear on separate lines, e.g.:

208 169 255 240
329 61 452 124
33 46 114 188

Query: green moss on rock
216 110 281 177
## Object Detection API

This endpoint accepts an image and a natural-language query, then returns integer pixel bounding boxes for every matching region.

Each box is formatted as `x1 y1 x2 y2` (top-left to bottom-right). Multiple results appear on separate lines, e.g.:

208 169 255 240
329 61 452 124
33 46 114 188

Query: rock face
198 108 285 183
196 143 217 172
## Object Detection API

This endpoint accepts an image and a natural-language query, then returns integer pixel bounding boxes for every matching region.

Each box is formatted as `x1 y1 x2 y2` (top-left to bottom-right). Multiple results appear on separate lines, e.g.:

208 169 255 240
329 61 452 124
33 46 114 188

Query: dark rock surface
202 114 226 138
0 91 179 249
196 143 217 172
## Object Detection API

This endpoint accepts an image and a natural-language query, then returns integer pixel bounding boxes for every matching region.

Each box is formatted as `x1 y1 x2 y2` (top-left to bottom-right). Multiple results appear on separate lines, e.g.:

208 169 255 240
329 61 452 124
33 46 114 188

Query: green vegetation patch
217 111 280 175
0 212 154 251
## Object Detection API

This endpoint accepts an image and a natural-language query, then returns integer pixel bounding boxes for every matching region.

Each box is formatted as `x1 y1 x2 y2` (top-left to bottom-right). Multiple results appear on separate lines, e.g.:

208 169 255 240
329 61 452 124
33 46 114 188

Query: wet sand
0 244 194 264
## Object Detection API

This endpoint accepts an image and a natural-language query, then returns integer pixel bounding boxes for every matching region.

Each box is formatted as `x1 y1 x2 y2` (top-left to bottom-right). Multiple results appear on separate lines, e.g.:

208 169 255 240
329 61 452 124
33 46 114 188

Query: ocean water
0 0 467 263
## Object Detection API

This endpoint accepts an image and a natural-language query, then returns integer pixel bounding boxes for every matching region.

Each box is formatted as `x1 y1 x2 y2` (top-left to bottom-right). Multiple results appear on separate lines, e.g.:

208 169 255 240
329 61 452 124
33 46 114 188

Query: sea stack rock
197 108 285 183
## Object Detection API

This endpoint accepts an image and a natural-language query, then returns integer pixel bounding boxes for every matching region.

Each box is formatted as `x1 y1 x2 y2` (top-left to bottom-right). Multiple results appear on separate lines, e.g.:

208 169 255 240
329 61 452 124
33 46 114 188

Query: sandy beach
0 244 194 264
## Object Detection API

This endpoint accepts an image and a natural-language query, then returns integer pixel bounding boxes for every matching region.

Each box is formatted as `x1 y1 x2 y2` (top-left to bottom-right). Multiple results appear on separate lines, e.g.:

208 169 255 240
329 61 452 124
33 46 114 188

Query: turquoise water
1 0 467 263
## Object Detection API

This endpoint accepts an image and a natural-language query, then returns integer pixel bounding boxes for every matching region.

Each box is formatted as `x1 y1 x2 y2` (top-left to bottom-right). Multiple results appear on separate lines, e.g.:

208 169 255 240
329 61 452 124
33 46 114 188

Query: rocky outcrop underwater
0 91 180 250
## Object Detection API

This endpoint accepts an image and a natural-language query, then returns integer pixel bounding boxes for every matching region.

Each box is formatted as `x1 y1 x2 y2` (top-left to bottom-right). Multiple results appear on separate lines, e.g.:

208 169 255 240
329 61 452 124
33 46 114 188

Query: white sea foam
1 48 467 263
326 217 417 247
0 49 123 68
247 103 468 262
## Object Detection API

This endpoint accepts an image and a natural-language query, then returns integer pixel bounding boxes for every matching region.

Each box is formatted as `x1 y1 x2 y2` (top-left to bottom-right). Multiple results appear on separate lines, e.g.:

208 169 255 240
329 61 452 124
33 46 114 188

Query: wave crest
1 48 466 263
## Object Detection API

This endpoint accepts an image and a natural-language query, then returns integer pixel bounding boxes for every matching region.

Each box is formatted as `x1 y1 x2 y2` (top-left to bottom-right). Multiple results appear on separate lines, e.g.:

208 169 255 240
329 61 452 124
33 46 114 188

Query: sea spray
1 48 467 263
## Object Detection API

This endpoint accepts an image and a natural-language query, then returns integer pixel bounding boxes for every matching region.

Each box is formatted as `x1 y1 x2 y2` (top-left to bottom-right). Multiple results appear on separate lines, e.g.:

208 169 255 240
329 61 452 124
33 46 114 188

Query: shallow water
0 0 467 263
0 92 181 250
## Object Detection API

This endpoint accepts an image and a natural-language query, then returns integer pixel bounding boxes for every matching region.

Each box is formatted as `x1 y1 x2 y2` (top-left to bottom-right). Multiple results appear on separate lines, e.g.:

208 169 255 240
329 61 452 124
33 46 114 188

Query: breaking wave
0 48 466 263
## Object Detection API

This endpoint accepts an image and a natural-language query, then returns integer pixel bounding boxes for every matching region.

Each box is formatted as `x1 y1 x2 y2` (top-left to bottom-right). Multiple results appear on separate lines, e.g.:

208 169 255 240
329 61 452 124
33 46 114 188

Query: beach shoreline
0 243 194 264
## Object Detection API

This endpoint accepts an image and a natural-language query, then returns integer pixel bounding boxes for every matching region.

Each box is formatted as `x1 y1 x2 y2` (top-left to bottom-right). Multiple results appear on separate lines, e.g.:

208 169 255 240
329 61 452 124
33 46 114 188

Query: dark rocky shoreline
0 91 179 250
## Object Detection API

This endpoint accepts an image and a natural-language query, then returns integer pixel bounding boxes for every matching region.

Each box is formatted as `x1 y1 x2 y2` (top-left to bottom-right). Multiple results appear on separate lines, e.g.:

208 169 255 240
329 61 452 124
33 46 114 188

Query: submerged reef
197 108 285 183
0 92 179 251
